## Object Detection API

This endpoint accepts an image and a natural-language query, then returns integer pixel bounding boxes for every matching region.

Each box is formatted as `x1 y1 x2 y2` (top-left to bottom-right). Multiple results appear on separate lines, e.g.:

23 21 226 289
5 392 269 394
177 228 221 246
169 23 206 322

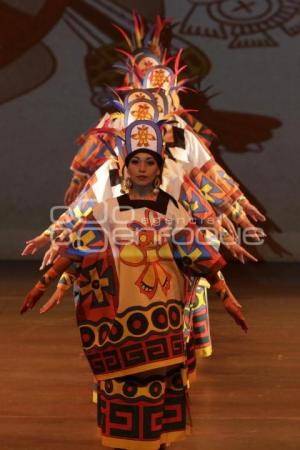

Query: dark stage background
1 0 300 261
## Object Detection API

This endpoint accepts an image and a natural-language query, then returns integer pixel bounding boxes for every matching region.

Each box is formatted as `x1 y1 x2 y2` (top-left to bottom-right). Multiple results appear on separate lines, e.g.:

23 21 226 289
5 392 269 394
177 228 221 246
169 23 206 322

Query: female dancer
21 119 247 450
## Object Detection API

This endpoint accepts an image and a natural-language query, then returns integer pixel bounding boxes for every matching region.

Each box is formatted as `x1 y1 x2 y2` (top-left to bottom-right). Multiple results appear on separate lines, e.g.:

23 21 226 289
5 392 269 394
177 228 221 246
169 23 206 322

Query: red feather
112 24 133 50
174 48 183 74
115 48 135 64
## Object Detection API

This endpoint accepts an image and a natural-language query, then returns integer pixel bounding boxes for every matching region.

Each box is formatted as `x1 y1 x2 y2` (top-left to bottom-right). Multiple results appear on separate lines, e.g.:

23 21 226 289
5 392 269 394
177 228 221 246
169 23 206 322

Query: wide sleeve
170 203 226 279
61 207 109 259
70 112 111 176
43 160 120 239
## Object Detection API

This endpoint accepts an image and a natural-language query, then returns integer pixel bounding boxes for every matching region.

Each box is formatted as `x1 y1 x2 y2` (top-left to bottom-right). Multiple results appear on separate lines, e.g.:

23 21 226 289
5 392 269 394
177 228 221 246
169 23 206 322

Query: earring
153 175 160 194
121 176 132 193
121 165 132 193
126 177 133 190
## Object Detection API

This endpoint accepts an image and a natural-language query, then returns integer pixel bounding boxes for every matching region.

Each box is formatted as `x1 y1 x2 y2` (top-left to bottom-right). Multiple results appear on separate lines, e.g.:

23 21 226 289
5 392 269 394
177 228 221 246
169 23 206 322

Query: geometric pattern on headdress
134 51 161 77
125 99 159 127
124 120 163 160
124 89 156 108
143 65 175 91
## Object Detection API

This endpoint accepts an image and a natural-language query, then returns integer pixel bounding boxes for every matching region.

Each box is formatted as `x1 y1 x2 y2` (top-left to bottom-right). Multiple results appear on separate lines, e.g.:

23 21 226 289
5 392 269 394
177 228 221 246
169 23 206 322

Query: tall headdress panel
134 51 161 77
124 120 163 162
125 99 159 127
148 88 171 116
143 65 175 91
124 89 156 108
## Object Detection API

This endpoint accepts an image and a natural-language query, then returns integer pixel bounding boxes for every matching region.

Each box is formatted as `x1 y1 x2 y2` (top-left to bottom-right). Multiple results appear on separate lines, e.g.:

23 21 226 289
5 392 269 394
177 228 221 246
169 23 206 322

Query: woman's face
127 153 160 187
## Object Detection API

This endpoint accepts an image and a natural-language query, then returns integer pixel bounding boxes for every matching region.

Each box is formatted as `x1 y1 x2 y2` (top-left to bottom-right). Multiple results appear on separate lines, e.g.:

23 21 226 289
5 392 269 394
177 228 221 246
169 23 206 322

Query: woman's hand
39 243 60 270
20 286 44 314
228 242 258 264
223 295 248 333
236 215 266 241
220 214 237 239
21 234 50 256
222 235 258 264
64 182 81 206
40 288 66 314
209 272 248 333
243 202 266 223
64 174 86 206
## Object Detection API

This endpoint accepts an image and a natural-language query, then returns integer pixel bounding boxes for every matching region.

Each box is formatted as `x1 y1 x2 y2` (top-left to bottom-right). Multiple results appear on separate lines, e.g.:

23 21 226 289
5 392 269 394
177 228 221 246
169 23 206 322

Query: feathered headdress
113 11 172 57
143 49 190 93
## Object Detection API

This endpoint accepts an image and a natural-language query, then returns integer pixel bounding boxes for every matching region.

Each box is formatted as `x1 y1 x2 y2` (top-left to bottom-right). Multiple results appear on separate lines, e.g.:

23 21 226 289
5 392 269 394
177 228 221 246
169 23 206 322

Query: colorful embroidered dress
21 12 258 450
63 189 224 449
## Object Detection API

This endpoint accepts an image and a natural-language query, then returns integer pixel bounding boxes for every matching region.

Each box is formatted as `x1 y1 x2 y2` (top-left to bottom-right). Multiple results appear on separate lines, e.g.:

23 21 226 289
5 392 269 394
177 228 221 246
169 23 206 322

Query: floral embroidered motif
132 125 156 147
119 210 173 299
131 104 153 120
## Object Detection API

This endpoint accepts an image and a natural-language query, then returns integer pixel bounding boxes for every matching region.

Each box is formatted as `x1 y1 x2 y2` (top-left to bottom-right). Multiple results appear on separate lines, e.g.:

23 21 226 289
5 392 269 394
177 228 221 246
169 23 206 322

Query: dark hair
125 149 164 169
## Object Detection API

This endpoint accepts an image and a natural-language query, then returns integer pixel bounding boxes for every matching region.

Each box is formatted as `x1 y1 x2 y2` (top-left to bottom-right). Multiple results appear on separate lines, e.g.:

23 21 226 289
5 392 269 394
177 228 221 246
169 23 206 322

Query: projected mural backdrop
1 0 298 256
180 0 300 48
0 0 285 153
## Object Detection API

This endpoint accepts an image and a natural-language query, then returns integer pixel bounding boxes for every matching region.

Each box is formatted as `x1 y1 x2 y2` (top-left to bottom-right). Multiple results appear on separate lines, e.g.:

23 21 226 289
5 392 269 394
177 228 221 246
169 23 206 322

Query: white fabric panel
92 159 118 202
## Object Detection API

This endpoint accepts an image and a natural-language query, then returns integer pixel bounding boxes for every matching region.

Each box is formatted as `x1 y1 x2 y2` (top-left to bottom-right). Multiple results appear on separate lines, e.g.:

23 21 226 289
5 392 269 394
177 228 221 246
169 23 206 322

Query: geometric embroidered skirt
91 281 212 449
97 364 191 450
184 280 212 375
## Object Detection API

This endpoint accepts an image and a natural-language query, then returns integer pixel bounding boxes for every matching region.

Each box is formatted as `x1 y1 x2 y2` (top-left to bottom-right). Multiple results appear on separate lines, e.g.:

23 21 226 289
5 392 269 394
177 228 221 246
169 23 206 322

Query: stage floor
0 262 299 450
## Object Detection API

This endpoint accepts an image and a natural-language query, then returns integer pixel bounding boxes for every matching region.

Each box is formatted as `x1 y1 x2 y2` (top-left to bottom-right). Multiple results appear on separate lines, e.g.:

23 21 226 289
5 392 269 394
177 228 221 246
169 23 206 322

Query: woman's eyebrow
131 156 155 162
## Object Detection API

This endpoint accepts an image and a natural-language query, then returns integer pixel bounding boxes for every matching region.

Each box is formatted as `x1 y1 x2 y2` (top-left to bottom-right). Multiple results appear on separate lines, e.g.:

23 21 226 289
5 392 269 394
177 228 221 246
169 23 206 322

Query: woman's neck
129 184 158 200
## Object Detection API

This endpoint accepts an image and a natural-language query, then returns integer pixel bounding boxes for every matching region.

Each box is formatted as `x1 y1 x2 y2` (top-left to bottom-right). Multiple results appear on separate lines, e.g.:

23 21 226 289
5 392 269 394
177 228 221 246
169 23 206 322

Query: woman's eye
146 160 155 166
131 159 139 164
